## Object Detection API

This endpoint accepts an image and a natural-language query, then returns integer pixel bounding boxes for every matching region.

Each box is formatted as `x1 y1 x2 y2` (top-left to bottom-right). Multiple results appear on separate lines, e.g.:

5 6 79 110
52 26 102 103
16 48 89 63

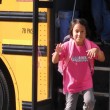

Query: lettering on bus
22 28 33 34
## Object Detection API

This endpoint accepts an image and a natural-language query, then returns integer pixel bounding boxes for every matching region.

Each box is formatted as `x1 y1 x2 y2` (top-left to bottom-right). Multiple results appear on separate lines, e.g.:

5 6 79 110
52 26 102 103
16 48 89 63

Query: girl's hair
69 18 90 38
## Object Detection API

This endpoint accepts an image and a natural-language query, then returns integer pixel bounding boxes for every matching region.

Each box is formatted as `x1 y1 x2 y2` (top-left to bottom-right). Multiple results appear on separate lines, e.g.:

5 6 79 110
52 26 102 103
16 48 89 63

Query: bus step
94 67 110 72
94 92 109 97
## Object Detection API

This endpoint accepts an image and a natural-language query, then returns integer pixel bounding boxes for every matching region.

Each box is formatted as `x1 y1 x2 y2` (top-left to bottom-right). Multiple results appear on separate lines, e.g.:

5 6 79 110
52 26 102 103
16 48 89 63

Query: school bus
0 0 110 110
0 0 55 110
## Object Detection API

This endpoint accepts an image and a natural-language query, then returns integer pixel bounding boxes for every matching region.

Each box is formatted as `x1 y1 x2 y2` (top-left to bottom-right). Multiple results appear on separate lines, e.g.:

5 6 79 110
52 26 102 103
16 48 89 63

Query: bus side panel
0 7 51 110
0 0 33 12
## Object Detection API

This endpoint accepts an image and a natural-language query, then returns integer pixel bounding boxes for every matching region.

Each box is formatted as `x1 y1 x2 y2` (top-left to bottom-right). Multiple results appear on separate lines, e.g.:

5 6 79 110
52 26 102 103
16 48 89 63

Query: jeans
65 88 95 110
58 11 79 42
91 0 110 41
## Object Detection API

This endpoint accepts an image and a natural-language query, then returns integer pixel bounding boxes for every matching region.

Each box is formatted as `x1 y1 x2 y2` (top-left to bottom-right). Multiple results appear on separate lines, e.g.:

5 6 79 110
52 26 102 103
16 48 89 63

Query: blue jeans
58 11 79 42
91 0 110 41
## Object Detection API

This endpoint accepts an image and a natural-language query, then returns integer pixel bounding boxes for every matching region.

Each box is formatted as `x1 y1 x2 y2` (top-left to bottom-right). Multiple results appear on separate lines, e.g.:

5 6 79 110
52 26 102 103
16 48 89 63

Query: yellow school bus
0 0 54 110
0 0 109 110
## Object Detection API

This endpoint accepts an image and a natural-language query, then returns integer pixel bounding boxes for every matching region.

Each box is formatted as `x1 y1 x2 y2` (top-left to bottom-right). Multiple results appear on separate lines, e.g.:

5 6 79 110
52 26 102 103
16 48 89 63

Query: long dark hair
69 18 90 38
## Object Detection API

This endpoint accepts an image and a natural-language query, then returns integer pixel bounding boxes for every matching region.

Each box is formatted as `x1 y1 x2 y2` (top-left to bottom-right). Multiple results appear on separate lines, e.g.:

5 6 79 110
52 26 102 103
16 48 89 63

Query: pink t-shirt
59 41 99 94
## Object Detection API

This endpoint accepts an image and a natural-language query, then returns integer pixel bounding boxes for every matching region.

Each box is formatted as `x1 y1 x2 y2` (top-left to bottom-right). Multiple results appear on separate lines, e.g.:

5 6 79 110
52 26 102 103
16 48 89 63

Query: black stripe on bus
0 12 47 22
0 0 2 4
38 1 53 8
22 99 52 110
2 44 47 56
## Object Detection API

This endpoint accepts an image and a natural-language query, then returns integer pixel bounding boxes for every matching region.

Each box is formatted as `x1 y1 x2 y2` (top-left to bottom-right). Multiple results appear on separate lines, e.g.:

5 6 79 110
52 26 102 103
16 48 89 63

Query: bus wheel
0 70 9 110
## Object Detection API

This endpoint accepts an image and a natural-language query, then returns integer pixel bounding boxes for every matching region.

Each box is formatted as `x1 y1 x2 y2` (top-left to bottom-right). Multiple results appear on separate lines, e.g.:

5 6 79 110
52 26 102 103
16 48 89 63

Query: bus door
32 0 55 110
53 1 110 110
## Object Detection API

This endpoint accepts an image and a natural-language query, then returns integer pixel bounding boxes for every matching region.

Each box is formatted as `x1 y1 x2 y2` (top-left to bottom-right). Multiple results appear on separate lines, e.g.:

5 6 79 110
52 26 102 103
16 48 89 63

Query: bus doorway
53 0 110 110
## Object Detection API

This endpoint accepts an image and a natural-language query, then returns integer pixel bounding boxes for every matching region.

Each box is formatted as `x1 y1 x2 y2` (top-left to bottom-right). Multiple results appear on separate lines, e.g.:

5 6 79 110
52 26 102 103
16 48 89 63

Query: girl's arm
52 51 60 64
86 48 105 62
52 43 62 64
97 48 105 62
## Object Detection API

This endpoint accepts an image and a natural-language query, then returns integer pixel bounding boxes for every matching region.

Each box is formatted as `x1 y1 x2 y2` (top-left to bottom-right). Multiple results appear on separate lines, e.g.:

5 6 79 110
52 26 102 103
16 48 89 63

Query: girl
52 18 105 110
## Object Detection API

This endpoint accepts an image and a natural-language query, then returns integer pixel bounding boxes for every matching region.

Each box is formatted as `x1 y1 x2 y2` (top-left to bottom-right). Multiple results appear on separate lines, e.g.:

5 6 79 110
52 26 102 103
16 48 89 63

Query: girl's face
72 23 86 45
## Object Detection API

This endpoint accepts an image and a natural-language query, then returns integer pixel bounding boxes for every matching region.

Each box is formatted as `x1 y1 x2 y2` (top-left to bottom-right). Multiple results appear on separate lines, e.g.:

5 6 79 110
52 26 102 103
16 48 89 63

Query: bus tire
0 70 10 110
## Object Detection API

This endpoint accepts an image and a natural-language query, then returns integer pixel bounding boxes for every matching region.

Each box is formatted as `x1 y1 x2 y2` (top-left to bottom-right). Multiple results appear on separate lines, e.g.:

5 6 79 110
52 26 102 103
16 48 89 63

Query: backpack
58 38 74 75
58 38 94 75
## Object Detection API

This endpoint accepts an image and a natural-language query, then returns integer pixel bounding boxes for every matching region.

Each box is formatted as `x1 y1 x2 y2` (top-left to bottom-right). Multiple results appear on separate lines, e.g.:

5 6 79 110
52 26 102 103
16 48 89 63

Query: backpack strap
62 38 74 72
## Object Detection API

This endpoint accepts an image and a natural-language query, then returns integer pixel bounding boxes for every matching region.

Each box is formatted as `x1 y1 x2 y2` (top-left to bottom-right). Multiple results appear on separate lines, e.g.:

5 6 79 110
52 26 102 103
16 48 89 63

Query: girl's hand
86 48 99 59
52 43 63 64
55 43 63 53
